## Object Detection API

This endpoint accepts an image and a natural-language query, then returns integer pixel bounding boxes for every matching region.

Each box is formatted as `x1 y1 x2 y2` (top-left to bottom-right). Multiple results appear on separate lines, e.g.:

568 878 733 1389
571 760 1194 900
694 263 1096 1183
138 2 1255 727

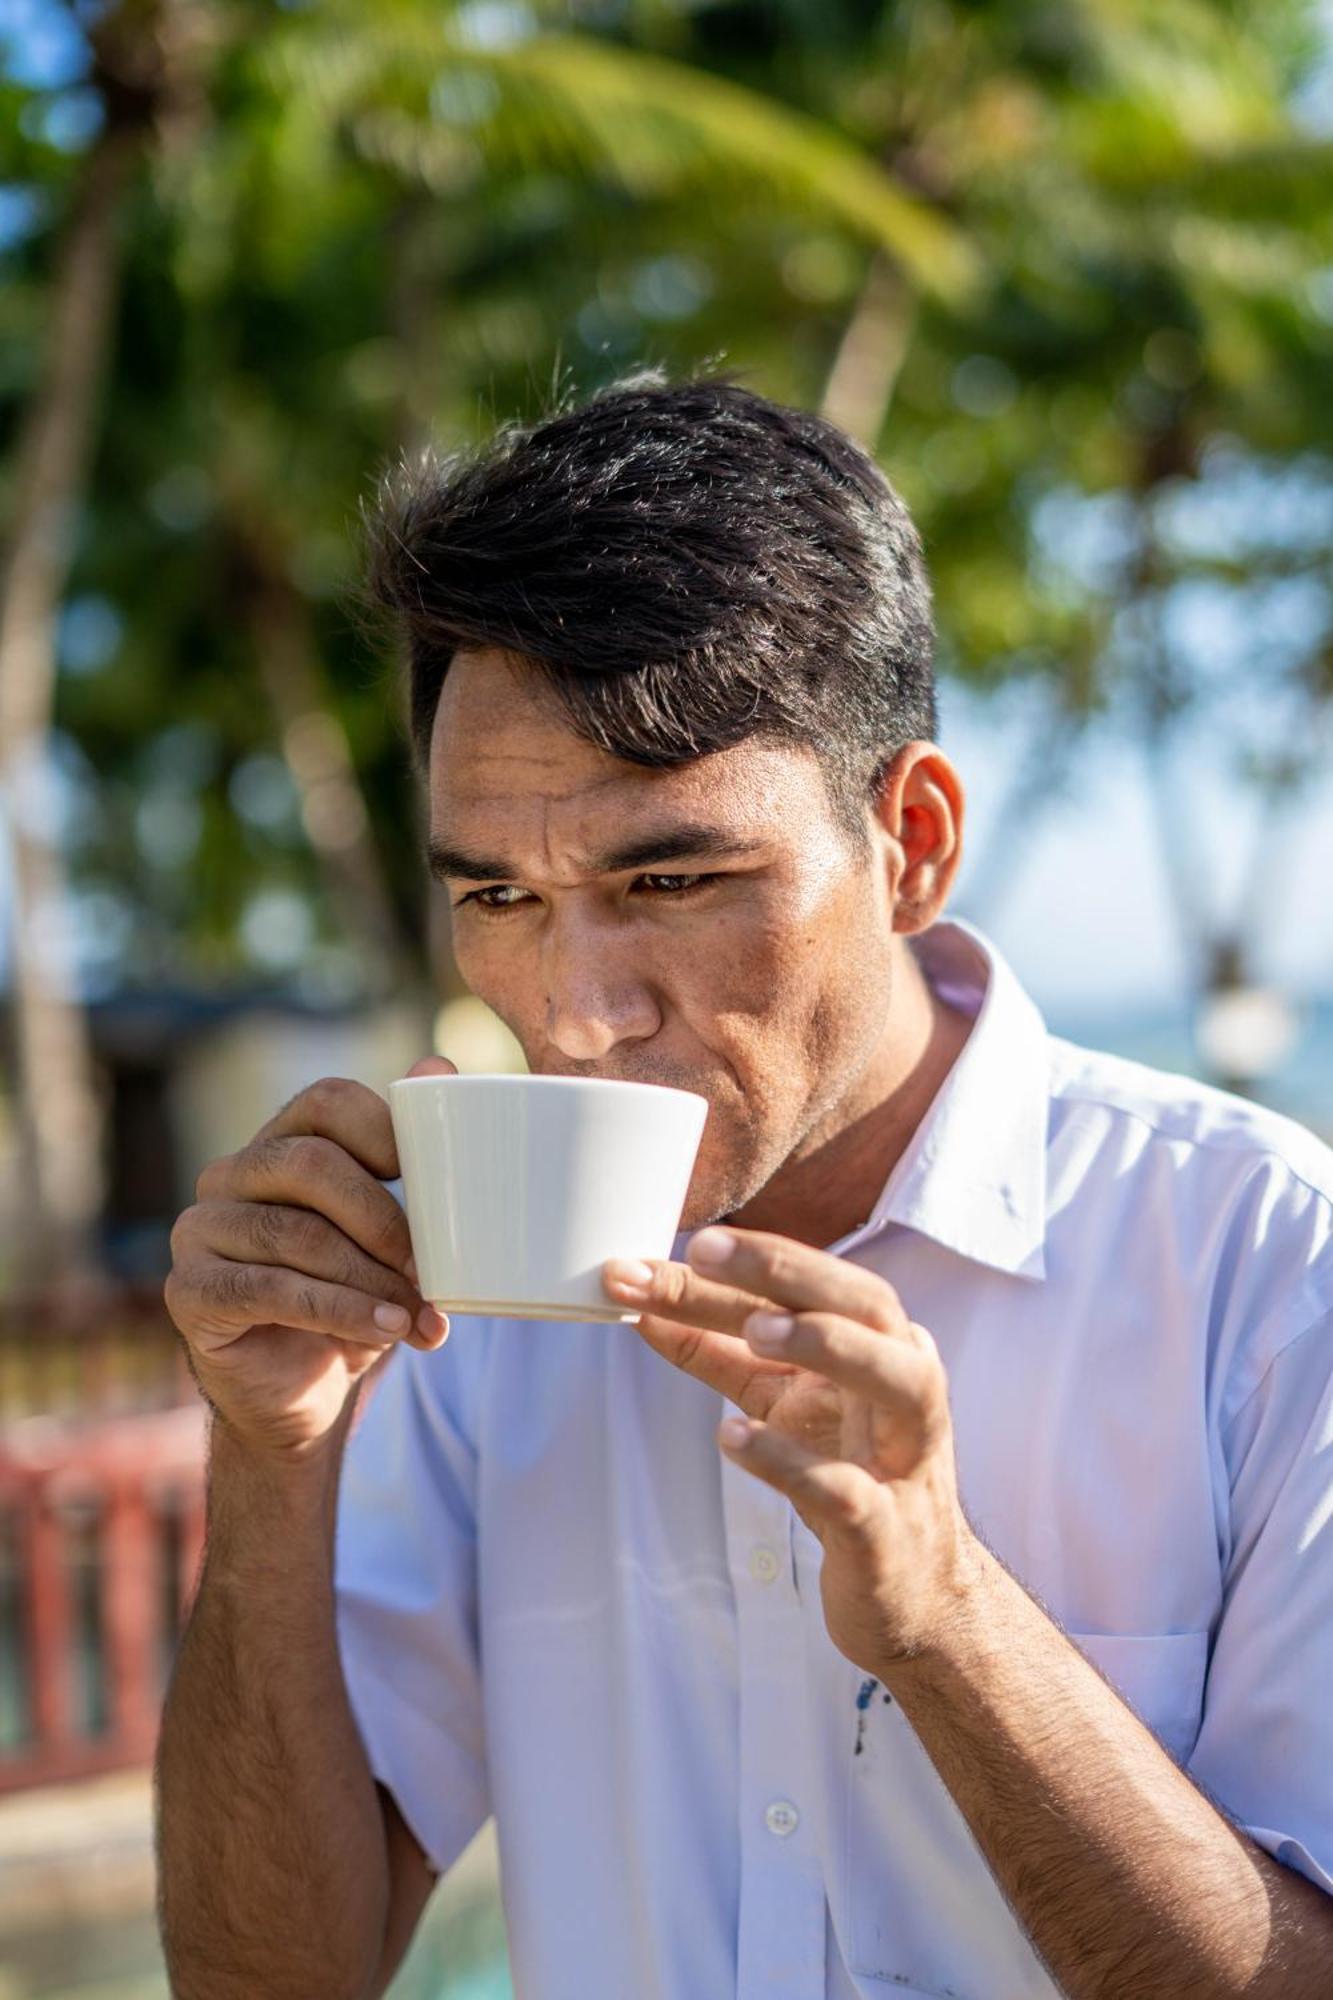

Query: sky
941 683 1333 1016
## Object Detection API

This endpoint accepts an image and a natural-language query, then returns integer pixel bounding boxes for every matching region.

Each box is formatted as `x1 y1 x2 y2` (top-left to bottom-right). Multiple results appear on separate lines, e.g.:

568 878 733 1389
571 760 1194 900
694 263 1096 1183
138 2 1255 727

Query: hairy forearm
882 1545 1332 1999
154 1404 388 2000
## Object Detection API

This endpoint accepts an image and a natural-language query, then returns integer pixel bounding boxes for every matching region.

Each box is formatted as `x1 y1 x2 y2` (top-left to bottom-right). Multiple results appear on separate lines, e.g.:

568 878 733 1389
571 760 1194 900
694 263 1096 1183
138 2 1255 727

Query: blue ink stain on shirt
853 1676 892 1755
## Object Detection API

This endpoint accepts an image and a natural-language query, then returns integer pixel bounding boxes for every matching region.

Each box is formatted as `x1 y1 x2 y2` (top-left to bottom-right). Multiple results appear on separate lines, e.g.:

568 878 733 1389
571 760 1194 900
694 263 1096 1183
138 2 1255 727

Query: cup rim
390 1072 708 1106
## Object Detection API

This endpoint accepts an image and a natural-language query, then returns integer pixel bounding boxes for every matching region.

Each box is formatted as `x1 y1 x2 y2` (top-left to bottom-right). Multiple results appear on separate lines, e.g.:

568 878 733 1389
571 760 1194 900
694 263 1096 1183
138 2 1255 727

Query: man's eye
455 873 717 913
636 873 715 896
457 884 530 912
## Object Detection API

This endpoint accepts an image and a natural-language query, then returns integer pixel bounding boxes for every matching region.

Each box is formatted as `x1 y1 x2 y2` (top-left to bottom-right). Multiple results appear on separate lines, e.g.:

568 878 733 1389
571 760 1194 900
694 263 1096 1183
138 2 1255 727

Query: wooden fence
0 1288 206 1794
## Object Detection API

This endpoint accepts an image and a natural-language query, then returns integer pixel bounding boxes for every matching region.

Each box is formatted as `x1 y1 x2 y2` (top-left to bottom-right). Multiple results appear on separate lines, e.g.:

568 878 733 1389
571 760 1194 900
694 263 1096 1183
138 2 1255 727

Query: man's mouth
554 1071 721 1109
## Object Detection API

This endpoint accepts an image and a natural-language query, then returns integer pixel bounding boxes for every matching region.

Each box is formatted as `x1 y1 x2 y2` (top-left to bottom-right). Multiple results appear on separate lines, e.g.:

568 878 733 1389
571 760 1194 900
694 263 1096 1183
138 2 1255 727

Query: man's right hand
163 1055 456 1463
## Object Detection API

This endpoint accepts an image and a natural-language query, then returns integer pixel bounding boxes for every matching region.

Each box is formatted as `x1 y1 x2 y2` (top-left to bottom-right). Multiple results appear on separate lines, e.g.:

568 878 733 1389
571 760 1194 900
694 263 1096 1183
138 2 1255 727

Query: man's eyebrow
426 824 768 884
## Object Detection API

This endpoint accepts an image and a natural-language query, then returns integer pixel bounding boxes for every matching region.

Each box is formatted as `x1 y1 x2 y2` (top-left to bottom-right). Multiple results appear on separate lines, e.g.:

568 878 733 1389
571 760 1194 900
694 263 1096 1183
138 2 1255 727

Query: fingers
403 1056 459 1079
187 1199 422 1322
165 1252 446 1354
602 1256 803 1408
202 1057 457 1200
242 1074 406 1180
739 1308 939 1426
603 1227 907 1344
196 1133 414 1278
629 1308 801 1414
604 1257 763 1338
173 1060 466 1372
687 1227 908 1333
717 1416 882 1539
604 1230 940 1443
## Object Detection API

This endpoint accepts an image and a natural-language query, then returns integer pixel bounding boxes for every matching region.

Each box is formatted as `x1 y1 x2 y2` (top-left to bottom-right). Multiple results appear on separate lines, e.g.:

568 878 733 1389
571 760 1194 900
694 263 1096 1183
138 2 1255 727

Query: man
157 371 1333 1998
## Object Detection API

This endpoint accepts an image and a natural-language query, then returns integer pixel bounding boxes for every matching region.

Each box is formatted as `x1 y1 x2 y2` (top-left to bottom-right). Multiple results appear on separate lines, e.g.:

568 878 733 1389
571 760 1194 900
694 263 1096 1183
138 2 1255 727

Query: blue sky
943 684 1333 1014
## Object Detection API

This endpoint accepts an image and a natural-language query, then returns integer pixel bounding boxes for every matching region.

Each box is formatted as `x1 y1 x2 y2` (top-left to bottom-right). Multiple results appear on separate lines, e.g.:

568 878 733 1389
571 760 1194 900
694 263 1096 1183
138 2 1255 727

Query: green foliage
1 0 1330 998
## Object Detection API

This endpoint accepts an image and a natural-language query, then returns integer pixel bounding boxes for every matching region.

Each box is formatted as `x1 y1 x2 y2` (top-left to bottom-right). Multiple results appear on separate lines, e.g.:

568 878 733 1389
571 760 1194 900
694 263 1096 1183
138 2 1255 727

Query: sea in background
1043 990 1333 1145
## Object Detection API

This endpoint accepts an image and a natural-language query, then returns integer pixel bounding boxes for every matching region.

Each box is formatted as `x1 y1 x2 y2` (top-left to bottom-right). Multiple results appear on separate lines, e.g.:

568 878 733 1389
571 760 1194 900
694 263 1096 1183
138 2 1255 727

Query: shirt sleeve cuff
341 1644 490 1879
1243 1824 1333 1898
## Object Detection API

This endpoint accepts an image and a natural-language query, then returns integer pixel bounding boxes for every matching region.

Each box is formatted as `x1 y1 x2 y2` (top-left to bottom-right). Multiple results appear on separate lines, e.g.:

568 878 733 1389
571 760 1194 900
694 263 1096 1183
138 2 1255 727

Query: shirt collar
832 915 1051 1282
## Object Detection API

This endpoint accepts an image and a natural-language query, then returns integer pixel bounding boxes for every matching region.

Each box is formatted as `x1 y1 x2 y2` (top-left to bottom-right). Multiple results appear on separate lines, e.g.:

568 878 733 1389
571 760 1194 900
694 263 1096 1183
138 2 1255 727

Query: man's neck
725 936 978 1250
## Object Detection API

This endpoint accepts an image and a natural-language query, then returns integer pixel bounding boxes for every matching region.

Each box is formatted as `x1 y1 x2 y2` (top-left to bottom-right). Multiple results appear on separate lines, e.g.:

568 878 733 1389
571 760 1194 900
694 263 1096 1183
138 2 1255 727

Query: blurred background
1 0 1331 1993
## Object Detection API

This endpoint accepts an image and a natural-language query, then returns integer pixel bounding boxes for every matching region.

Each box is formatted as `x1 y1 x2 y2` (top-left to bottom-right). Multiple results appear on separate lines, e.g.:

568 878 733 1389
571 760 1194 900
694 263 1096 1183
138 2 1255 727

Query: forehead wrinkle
436 751 715 883
440 754 641 817
432 731 824 886
435 777 644 885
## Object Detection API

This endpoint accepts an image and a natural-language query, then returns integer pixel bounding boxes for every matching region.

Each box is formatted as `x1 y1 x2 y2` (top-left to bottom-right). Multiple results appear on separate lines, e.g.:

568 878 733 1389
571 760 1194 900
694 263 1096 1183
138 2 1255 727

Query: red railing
0 1286 207 1794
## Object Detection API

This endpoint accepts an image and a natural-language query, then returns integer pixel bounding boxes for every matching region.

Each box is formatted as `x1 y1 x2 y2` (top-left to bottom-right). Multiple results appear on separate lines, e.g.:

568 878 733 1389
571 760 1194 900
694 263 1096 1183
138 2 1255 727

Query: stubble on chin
678 1096 796 1231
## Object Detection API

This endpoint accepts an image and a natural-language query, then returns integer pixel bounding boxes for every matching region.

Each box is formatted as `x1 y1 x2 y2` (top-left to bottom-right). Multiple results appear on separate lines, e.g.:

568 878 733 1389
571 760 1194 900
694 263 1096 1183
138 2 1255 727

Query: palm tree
1 0 978 1285
798 0 1333 1071
0 0 190 1293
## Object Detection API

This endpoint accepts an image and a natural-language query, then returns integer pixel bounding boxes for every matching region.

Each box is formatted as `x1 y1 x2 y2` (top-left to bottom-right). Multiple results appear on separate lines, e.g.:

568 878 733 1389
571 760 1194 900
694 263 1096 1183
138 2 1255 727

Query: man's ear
869 742 965 935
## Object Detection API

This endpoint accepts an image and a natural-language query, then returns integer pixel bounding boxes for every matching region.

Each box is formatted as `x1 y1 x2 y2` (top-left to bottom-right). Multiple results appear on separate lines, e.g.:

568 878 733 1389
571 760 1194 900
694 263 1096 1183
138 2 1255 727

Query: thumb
403 1053 459 1079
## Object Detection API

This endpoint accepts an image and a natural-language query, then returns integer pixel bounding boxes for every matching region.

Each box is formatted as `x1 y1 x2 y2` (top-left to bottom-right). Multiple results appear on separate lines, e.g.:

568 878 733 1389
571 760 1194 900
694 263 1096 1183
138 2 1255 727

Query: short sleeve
334 1341 490 1878
1189 1309 1333 1895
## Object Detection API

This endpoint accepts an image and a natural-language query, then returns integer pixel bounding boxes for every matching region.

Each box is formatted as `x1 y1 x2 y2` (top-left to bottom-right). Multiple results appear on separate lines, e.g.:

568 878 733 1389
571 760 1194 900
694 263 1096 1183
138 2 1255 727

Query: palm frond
261 15 981 302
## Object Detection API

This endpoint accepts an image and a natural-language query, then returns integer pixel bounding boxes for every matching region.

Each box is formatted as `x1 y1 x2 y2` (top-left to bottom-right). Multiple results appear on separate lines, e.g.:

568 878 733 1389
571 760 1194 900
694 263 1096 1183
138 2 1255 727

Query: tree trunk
819 248 915 449
0 124 140 1293
238 552 421 997
386 203 468 1006
1130 492 1316 1099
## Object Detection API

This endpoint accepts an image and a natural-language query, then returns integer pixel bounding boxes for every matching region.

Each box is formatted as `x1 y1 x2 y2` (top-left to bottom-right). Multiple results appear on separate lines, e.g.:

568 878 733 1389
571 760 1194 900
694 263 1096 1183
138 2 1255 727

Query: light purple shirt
335 916 1333 1997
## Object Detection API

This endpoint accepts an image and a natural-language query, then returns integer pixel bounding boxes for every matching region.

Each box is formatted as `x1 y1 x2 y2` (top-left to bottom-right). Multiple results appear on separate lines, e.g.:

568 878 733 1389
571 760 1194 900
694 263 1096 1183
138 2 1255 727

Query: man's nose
543 921 661 1062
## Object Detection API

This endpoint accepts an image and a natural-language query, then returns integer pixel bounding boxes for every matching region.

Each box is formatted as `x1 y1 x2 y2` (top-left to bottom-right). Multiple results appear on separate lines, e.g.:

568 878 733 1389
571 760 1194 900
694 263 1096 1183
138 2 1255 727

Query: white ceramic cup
385 1074 710 1322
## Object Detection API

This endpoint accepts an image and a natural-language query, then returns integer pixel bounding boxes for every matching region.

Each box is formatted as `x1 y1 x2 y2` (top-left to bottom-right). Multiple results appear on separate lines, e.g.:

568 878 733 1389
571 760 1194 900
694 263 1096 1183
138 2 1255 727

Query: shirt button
765 1799 800 1838
748 1544 781 1584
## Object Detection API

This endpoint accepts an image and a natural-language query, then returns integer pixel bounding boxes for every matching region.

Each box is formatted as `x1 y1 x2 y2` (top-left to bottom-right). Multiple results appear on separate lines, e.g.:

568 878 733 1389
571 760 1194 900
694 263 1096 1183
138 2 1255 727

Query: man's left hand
603 1227 985 1677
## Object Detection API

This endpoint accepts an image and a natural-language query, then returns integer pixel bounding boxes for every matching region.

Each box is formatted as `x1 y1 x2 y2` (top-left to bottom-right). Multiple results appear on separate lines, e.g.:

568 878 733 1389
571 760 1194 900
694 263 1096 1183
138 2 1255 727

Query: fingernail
746 1310 794 1347
604 1258 654 1296
374 1303 411 1332
719 1416 751 1447
689 1227 736 1268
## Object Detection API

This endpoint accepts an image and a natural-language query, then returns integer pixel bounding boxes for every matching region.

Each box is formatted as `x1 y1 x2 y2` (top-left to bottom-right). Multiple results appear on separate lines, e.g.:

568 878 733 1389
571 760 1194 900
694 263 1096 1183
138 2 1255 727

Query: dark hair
366 365 937 846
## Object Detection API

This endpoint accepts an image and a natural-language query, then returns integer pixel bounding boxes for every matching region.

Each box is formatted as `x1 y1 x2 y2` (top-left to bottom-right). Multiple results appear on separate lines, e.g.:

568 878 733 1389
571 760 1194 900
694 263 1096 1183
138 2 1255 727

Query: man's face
428 649 900 1229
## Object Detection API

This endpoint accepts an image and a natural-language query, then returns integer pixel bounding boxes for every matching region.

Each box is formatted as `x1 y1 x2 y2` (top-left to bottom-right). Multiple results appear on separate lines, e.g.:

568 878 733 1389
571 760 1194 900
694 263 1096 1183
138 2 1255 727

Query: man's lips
540 1067 719 1097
